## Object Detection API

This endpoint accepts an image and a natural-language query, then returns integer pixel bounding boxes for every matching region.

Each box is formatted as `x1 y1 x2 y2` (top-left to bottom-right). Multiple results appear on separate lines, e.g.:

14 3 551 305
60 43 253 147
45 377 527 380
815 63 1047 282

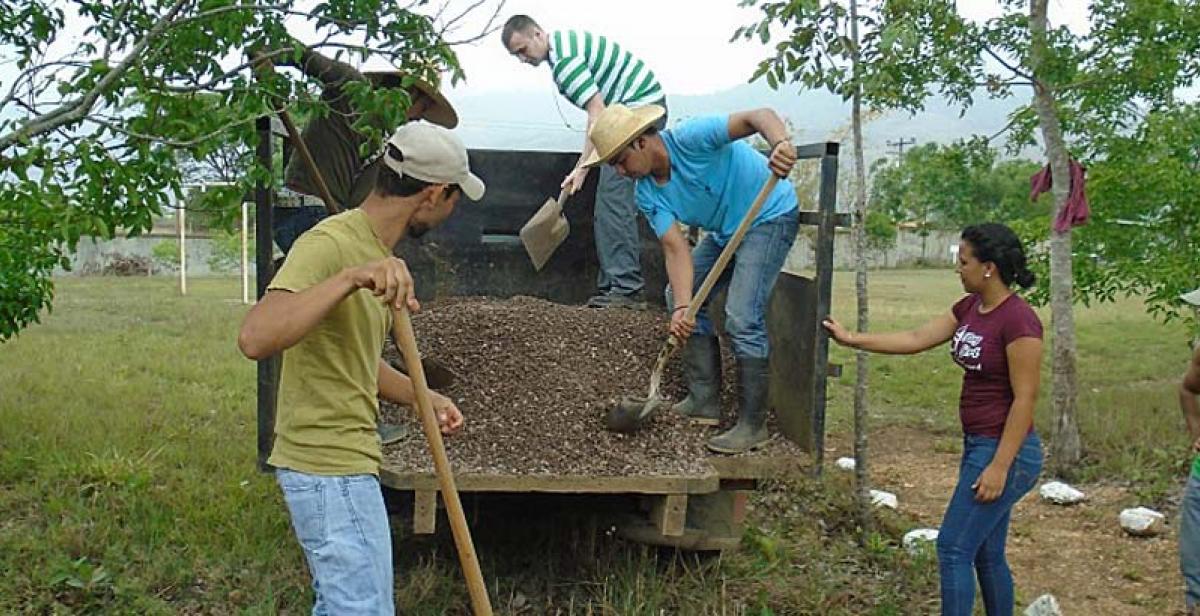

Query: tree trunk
850 0 872 539
1029 0 1081 474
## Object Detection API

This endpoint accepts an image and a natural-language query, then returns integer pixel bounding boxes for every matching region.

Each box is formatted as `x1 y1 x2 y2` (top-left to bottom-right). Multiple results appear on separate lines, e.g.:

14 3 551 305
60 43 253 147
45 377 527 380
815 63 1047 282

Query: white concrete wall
60 235 238 276
784 228 959 274
62 228 958 277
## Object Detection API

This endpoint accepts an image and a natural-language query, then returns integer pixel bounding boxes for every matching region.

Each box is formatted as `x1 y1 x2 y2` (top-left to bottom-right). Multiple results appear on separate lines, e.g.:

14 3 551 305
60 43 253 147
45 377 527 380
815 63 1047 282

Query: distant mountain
449 81 1037 163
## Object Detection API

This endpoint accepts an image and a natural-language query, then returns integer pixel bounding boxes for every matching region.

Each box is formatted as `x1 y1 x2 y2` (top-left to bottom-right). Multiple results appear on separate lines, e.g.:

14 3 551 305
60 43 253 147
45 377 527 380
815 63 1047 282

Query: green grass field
0 272 1190 613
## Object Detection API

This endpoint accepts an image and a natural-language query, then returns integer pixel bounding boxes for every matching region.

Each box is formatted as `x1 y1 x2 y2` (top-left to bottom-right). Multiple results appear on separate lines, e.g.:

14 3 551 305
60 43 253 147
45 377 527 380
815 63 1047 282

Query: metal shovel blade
519 191 570 271
392 355 461 391
606 395 669 433
605 339 678 433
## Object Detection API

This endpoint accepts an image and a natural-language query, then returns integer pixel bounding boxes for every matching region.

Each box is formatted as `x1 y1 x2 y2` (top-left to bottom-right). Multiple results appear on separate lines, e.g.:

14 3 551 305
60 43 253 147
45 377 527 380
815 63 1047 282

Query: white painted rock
902 528 939 553
1039 481 1086 505
1024 593 1062 616
835 457 856 471
869 489 898 510
1119 507 1165 537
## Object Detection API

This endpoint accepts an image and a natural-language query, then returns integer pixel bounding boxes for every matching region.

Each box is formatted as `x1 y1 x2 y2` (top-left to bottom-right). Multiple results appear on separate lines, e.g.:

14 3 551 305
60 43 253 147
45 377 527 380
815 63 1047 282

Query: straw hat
364 70 459 129
581 104 665 168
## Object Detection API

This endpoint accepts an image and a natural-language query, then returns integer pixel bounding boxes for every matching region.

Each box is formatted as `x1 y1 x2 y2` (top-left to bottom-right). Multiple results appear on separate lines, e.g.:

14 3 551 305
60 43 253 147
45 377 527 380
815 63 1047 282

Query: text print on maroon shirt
950 325 984 371
948 294 1044 438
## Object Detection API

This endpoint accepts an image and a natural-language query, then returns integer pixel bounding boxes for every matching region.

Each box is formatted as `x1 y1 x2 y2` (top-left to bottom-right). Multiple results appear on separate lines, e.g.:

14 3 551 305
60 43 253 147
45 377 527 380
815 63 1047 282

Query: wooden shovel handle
647 174 782 400
251 54 342 216
685 174 781 321
392 308 493 616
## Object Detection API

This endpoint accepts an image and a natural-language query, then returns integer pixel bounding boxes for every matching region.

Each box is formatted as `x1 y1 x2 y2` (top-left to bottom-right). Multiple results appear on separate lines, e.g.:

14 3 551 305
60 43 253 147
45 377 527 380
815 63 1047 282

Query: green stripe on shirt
548 29 663 108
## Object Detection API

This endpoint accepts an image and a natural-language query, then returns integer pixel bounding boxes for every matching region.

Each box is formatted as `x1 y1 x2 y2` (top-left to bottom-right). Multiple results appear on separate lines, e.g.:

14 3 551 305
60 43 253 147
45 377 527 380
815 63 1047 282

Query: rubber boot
671 336 722 425
706 357 770 454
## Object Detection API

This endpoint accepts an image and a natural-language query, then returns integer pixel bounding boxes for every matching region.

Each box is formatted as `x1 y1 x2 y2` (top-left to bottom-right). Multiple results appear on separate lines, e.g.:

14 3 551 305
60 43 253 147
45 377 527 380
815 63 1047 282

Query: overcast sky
0 0 1096 101
0 0 1103 128
408 0 1092 99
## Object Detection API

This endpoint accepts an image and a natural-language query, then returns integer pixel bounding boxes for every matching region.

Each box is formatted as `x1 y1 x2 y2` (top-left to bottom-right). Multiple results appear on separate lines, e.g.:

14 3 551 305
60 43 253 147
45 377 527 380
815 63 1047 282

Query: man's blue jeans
687 209 799 359
276 468 394 615
274 206 328 254
1179 473 1200 612
937 432 1043 616
593 100 668 298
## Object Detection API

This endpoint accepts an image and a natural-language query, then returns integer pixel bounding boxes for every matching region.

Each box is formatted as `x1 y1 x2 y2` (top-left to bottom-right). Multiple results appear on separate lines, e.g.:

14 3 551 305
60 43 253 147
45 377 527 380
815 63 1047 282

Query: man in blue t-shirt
583 104 799 453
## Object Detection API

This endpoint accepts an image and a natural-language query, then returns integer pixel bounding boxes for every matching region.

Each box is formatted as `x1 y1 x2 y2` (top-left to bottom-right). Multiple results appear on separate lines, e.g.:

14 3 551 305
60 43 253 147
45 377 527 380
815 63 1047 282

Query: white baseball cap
1181 287 1200 306
382 121 485 201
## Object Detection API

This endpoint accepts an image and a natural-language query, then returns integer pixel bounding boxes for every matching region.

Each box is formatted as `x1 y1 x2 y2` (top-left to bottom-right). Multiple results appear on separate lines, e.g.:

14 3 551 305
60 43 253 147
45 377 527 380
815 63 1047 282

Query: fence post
241 201 250 304
178 200 187 295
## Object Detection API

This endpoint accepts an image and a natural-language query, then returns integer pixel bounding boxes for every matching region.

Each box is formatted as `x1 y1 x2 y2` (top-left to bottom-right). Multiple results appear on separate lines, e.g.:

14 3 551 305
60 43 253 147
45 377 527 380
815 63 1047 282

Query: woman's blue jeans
936 432 1043 616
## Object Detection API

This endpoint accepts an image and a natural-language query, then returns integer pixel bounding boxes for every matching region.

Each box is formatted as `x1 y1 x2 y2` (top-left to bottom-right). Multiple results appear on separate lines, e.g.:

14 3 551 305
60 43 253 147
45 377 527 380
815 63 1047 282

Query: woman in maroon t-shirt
824 223 1043 616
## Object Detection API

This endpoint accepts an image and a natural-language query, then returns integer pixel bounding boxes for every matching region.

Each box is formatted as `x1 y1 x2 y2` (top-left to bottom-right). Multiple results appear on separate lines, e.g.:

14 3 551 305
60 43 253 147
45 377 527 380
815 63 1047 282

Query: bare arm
727 108 790 146
661 225 693 308
1182 345 1200 442
661 225 697 340
238 277 356 360
563 93 606 193
990 337 1042 469
727 108 797 177
378 357 417 404
578 93 605 165
378 358 464 434
972 336 1042 502
238 257 416 360
824 313 959 355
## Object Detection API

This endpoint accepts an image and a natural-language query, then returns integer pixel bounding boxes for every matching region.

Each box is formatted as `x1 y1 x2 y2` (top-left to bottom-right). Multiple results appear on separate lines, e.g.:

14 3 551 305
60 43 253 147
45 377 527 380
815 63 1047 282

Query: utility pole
886 137 915 158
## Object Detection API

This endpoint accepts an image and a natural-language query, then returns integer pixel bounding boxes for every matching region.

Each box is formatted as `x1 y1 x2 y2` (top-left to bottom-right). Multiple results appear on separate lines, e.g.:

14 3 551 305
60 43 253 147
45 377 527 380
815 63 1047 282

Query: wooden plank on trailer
652 494 688 537
708 453 809 481
379 468 721 495
413 490 437 534
731 491 750 526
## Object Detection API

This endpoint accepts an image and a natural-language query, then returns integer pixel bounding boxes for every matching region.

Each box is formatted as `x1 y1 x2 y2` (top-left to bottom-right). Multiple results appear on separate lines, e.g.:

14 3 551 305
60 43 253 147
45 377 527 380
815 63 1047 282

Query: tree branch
0 60 91 112
441 0 487 32
983 45 1034 82
0 0 194 153
974 80 1033 87
83 112 263 148
443 1 505 45
984 107 1032 143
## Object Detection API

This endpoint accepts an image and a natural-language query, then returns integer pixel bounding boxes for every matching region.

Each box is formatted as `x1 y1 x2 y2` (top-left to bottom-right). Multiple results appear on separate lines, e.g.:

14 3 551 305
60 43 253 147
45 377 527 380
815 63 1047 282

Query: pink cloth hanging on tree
1030 158 1090 233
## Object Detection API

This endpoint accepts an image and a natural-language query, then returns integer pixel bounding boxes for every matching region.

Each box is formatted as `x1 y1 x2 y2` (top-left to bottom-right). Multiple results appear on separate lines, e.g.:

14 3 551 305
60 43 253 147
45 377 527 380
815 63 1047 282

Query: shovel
250 53 341 215
606 174 781 434
519 187 570 271
393 307 494 615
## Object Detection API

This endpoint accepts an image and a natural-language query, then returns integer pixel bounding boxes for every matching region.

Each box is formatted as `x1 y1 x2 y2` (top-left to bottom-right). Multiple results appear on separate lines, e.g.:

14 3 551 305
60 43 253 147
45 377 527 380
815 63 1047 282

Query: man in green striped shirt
502 15 667 308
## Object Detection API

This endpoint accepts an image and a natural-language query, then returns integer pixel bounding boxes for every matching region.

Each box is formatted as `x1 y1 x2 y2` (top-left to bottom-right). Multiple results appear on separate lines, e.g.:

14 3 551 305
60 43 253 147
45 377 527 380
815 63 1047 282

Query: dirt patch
380 296 804 477
840 425 1182 615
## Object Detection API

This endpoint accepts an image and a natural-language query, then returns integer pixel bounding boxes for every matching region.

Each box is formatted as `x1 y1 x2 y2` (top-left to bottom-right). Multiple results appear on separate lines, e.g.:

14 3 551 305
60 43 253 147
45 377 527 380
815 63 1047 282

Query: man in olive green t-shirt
237 122 485 614
256 37 460 447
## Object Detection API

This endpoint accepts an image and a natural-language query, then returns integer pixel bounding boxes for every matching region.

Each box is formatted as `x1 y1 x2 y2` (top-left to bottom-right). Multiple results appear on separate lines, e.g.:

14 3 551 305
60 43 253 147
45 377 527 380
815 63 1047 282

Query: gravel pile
380 296 802 477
